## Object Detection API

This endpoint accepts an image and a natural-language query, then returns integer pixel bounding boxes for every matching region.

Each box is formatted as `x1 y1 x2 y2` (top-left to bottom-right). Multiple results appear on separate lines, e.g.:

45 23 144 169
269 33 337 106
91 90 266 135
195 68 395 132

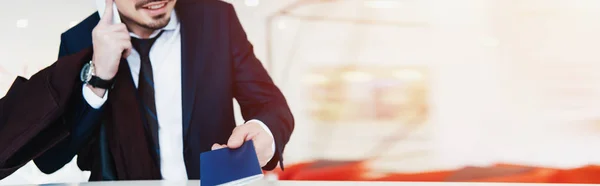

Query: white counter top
23 180 580 186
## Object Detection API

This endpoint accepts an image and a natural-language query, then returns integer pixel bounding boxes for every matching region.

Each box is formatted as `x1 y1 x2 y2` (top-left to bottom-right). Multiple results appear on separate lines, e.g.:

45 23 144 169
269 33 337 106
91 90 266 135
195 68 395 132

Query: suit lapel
65 13 99 57
176 2 206 141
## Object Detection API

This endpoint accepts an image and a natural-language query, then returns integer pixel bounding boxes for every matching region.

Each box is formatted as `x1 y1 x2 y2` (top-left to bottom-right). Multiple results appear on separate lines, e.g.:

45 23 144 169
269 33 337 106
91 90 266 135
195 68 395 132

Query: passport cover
200 140 263 186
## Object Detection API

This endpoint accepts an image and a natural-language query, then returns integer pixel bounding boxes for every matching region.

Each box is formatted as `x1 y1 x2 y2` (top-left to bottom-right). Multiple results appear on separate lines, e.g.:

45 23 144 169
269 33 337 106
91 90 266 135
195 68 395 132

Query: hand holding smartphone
95 0 121 23
87 0 132 96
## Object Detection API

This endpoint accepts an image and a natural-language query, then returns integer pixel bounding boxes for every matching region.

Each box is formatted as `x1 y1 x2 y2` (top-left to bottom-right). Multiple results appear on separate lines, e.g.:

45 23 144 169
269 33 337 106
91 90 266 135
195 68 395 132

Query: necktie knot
131 31 164 57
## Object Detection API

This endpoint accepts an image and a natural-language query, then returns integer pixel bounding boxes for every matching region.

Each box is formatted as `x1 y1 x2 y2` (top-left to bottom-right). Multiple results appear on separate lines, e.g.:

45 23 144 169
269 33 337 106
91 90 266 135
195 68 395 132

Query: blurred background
3 0 600 184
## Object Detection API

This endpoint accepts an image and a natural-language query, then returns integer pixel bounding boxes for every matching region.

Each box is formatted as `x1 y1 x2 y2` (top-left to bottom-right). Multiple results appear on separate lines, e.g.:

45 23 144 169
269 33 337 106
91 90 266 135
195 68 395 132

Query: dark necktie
131 31 163 161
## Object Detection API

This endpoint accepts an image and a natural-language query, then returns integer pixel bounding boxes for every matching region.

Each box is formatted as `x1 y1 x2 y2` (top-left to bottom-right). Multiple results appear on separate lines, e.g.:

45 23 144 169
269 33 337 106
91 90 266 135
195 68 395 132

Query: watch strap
88 76 114 89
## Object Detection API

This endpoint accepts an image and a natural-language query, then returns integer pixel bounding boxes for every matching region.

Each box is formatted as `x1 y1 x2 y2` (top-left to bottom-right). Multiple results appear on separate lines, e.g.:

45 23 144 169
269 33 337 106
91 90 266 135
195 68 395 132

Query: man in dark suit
0 0 293 181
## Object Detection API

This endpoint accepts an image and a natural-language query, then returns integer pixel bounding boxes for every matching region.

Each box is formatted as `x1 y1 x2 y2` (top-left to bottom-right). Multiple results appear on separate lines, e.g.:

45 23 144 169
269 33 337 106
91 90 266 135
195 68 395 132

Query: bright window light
16 19 28 28
277 20 287 30
245 0 259 7
363 0 402 9
393 69 423 81
342 71 372 82
69 21 78 28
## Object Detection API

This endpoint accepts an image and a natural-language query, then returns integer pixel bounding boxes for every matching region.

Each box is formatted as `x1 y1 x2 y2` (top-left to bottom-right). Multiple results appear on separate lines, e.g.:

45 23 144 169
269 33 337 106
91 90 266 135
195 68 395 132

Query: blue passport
200 140 264 186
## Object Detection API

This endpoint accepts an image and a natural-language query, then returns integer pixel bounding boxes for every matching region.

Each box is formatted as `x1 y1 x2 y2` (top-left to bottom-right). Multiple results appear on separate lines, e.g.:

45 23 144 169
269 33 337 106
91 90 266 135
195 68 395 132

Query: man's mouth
142 1 168 10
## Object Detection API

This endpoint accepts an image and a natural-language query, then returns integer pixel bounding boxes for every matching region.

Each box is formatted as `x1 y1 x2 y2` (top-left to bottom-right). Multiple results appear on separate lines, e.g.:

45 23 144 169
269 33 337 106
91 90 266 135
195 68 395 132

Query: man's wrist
86 84 107 98
82 84 108 109
90 56 116 80
247 119 276 161
81 61 115 89
94 68 116 80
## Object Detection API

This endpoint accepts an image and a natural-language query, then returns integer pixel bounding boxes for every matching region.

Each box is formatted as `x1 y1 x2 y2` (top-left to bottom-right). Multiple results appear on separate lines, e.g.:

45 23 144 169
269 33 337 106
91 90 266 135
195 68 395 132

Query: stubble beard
122 13 171 32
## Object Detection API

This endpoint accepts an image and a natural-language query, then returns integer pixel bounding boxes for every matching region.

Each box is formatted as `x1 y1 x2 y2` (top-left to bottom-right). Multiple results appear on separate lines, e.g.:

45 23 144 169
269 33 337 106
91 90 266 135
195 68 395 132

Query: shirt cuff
82 84 108 109
246 119 276 162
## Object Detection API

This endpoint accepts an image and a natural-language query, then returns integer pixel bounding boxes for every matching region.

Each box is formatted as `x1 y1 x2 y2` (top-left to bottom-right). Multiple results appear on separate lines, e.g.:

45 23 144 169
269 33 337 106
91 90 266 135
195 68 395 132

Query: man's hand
89 0 131 97
211 121 275 167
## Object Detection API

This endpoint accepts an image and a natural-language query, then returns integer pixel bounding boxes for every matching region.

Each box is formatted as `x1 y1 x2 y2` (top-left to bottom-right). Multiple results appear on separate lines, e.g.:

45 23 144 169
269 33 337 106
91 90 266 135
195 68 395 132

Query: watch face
80 62 92 82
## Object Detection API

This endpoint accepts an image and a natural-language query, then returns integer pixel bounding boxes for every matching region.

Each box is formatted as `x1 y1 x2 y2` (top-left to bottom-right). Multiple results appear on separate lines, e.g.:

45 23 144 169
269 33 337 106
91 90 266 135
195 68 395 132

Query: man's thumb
227 130 248 148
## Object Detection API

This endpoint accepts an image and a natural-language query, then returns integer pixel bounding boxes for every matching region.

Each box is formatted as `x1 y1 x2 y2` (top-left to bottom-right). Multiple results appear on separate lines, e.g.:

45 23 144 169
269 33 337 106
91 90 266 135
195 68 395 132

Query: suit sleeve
33 87 103 174
227 4 294 171
0 48 93 179
32 35 104 174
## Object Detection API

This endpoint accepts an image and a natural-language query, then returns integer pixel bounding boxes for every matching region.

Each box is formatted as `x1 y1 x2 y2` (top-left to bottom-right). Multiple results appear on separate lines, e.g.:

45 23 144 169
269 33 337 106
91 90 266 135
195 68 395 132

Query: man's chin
142 16 171 30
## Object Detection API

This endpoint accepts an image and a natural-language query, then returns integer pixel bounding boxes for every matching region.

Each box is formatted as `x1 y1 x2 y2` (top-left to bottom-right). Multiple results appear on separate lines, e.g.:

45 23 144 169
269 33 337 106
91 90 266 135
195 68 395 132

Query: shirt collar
129 10 179 39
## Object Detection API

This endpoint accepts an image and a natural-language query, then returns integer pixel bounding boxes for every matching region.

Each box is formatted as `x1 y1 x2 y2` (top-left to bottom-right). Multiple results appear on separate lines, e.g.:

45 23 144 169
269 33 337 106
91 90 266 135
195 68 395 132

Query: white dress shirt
82 11 275 180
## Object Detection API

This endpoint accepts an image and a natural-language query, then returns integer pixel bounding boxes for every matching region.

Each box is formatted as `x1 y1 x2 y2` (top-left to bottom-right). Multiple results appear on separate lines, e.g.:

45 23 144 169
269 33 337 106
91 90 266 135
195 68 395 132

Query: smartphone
95 0 122 24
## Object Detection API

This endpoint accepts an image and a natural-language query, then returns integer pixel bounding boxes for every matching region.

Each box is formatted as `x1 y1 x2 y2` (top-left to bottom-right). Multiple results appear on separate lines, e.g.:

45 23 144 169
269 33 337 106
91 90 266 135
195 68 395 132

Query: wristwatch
80 61 114 89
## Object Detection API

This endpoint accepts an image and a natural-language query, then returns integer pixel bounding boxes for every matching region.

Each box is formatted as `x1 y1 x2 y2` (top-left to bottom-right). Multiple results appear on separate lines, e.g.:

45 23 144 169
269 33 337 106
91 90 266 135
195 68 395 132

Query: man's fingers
122 48 132 58
211 143 219 150
119 39 132 58
109 23 128 32
114 34 131 41
119 39 131 49
246 131 259 141
122 40 132 57
101 0 115 24
211 143 227 150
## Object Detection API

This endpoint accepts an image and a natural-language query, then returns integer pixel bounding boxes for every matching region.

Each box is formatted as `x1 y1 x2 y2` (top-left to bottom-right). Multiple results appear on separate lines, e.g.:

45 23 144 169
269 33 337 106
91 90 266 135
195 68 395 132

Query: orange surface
370 170 454 182
269 161 314 180
290 161 367 181
554 165 600 183
465 168 559 183
271 161 600 184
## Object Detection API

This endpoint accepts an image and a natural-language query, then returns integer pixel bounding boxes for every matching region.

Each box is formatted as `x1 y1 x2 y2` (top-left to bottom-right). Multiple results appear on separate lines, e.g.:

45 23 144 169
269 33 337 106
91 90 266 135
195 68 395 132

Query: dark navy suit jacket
32 0 294 180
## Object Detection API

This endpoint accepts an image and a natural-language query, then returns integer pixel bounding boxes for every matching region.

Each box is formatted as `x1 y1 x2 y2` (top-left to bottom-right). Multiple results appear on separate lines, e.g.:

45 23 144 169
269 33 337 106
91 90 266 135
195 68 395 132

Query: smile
143 1 168 10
